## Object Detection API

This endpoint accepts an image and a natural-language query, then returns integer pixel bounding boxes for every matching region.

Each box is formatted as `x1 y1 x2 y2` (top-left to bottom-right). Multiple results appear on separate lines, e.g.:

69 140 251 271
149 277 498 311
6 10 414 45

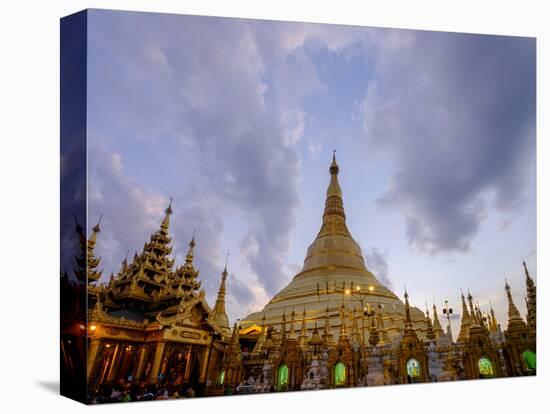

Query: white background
0 0 547 412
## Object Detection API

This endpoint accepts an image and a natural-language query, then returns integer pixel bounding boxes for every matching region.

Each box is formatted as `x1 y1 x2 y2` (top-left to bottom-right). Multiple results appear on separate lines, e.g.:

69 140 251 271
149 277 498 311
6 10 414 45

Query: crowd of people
87 380 198 404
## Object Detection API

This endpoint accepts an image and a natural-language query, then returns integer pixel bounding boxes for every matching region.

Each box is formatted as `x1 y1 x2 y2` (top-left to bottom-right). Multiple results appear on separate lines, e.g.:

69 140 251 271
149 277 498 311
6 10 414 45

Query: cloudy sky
86 9 536 336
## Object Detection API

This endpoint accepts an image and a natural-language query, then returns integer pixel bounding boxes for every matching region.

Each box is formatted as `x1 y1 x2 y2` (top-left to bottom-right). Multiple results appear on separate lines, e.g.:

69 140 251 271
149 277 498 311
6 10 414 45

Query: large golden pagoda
242 152 429 342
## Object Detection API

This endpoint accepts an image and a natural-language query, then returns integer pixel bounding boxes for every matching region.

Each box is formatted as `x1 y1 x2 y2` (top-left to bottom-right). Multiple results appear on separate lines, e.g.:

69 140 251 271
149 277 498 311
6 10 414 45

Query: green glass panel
218 369 225 385
478 357 494 377
334 362 346 386
407 358 421 378
523 351 536 370
278 364 289 390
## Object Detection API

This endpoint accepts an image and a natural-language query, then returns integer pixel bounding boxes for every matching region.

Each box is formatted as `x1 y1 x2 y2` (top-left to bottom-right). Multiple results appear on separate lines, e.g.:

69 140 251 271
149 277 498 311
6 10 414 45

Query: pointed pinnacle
92 214 103 233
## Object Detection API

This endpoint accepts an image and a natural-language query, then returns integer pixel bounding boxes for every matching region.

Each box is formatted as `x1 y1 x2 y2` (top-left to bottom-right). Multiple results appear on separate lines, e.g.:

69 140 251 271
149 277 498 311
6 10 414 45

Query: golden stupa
241 153 430 342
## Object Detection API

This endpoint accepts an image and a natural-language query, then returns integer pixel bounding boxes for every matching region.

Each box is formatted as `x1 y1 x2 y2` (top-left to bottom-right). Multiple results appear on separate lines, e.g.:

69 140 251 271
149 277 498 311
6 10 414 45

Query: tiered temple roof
93 200 229 335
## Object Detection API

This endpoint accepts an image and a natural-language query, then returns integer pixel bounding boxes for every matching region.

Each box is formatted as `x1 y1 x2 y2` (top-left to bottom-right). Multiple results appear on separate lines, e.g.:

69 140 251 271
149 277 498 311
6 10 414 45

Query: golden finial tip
92 214 102 233
224 250 230 270
329 150 339 174
165 197 173 215
189 230 196 248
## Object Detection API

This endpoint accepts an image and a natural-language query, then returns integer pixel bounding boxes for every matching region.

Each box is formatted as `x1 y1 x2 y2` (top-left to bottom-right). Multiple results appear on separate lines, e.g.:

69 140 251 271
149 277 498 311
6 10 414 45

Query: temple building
60 155 537 401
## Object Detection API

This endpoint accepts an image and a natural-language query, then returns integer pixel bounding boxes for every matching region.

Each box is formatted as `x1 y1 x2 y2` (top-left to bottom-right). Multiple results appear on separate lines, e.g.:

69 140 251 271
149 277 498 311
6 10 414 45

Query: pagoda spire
425 303 435 342
489 301 498 333
523 260 536 333
339 303 348 339
503 279 533 368
467 289 478 325
88 214 102 246
72 215 86 283
457 290 471 343
86 215 103 284
170 232 201 294
252 314 267 354
322 305 334 345
288 309 297 339
229 322 241 352
160 198 173 232
476 303 489 334
308 321 323 356
403 288 413 330
432 301 445 340
377 302 389 345
185 231 196 265
299 307 308 348
211 258 230 334
297 152 368 274
105 201 183 310
280 310 287 344
317 151 352 239
505 279 522 322
368 309 380 347
351 306 362 344
398 289 421 356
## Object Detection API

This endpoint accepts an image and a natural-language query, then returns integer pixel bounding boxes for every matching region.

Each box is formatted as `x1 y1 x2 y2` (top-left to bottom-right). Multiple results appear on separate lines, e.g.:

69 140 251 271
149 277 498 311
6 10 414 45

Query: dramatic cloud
359 32 536 254
60 146 87 278
87 11 352 311
363 247 393 290
88 146 167 275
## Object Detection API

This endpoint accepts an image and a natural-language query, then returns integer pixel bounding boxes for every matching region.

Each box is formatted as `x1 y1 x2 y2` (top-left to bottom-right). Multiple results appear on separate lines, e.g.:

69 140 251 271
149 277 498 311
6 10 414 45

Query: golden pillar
184 347 192 382
200 341 212 383
86 338 102 382
106 344 120 382
134 345 149 381
148 342 166 383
